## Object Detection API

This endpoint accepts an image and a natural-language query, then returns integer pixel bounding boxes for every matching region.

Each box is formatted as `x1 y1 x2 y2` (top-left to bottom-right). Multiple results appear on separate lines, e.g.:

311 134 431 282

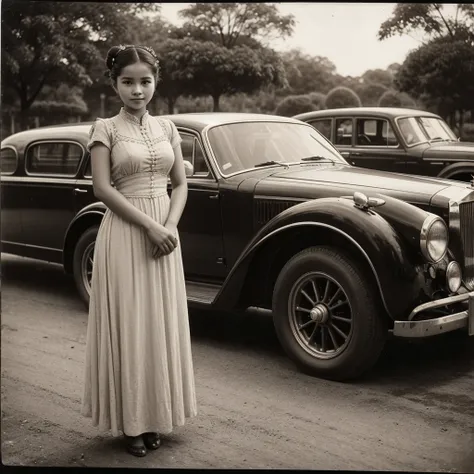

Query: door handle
209 194 219 200
74 188 88 194
352 152 362 156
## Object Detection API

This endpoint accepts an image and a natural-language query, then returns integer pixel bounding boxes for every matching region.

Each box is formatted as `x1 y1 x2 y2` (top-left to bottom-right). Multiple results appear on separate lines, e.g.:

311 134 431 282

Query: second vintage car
1 113 473 381
294 107 474 182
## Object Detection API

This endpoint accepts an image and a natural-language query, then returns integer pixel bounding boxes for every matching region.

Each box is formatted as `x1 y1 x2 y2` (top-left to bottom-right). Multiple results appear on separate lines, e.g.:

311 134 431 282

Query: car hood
254 163 460 208
423 141 474 159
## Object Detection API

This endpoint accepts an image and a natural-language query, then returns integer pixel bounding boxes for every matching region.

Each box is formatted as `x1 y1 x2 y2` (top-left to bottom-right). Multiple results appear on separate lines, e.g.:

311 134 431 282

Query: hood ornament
353 192 386 211
470 175 474 188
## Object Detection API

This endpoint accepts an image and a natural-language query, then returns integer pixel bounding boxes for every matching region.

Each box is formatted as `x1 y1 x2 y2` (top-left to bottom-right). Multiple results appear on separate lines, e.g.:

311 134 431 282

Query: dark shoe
143 432 161 450
124 435 147 457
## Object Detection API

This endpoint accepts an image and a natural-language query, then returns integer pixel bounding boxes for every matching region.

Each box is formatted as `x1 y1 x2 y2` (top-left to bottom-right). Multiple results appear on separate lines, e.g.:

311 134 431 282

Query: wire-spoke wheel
73 225 99 309
272 246 387 381
290 272 353 359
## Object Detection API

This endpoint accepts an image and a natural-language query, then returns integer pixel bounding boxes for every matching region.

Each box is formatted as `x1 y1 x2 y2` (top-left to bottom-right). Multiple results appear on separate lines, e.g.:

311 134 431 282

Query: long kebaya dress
82 107 197 437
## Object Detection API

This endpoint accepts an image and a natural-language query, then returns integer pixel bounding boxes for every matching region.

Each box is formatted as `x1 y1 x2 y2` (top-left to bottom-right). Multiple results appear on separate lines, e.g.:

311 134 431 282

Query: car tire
72 225 98 309
272 246 387 381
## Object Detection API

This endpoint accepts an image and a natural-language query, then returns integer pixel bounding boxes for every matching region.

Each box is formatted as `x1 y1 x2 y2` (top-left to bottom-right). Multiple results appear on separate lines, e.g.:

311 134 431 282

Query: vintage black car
293 107 474 182
1 113 473 381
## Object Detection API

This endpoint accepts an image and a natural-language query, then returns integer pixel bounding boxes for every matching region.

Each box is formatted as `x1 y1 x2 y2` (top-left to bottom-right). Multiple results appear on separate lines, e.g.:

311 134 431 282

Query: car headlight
420 215 448 263
446 261 462 293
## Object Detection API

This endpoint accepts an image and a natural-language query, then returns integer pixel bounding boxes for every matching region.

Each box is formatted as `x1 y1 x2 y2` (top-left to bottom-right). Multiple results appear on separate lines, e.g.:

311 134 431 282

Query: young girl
82 44 197 457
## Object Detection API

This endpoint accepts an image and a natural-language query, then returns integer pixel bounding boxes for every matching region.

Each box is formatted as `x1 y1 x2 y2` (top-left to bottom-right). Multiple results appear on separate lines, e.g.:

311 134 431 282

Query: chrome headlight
420 215 448 263
446 261 462 293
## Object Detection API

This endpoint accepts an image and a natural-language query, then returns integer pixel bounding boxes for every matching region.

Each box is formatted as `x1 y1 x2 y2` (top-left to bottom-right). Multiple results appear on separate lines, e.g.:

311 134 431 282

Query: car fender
436 161 474 180
214 197 427 320
63 202 106 273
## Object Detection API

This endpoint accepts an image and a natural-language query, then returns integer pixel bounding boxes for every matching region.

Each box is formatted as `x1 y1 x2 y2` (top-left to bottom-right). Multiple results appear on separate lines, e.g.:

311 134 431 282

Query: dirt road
1 254 473 470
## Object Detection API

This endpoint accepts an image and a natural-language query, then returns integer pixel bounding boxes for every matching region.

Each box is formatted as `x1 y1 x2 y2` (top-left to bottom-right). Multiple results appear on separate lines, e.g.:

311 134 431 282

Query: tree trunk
212 94 220 112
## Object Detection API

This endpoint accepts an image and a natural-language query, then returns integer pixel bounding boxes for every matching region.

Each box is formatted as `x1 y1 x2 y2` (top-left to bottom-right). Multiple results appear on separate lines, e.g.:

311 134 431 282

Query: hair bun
105 46 123 70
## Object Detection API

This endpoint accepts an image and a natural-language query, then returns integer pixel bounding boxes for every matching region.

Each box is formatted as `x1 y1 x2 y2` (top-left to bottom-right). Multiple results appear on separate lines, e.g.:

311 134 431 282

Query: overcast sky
160 2 430 77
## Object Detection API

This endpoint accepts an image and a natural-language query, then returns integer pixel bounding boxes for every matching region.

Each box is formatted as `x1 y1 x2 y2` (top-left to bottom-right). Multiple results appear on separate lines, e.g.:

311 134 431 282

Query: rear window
26 142 83 176
1 147 18 175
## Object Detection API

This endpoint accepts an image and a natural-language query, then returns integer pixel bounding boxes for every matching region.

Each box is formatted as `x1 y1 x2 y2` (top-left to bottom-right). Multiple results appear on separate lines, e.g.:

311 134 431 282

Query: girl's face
115 62 156 116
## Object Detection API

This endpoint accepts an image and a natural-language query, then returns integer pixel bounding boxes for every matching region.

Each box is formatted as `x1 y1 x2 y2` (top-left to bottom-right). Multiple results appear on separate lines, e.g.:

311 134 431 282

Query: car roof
293 107 442 121
1 113 305 147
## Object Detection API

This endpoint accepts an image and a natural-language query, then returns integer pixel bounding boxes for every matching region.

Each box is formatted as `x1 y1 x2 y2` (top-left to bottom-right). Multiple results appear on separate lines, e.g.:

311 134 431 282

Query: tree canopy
178 3 295 48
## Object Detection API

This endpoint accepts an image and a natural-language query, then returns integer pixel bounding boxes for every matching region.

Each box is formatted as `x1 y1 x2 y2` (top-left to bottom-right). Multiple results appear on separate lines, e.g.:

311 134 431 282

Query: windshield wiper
254 160 289 169
429 137 448 143
301 155 334 162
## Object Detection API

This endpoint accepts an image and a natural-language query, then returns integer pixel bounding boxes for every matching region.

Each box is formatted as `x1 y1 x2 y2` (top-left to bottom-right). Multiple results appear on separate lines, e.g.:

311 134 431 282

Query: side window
1 147 18 175
335 118 353 146
84 154 92 178
180 134 194 164
356 118 398 146
193 139 210 177
26 142 83 176
179 133 210 178
308 119 332 141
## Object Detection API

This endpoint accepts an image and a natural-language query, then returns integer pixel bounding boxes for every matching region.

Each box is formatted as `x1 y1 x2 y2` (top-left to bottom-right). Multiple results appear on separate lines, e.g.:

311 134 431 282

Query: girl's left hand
153 223 178 258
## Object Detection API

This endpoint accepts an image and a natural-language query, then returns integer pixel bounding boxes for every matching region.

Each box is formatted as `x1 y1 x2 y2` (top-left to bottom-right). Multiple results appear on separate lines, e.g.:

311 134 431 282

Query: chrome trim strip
1 240 60 252
408 290 473 320
0 176 77 184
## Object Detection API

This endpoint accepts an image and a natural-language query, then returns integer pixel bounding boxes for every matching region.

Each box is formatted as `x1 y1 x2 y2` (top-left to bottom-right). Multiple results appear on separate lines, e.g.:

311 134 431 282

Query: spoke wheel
272 246 387 381
289 272 353 359
81 242 95 297
72 225 99 309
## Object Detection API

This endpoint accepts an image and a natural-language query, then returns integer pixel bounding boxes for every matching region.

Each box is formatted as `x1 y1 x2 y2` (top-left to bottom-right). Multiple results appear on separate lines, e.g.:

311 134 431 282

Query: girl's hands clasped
146 221 178 258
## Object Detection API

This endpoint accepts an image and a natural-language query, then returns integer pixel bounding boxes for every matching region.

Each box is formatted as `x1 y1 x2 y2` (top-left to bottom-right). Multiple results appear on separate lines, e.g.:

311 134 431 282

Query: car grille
460 200 474 289
254 199 298 226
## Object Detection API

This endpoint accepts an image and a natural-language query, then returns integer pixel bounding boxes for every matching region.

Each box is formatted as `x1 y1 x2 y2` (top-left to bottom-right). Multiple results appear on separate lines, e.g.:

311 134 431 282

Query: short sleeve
87 118 111 152
167 119 182 149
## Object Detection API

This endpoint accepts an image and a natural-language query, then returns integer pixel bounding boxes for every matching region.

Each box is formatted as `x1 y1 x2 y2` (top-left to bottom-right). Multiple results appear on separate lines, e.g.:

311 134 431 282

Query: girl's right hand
145 222 178 258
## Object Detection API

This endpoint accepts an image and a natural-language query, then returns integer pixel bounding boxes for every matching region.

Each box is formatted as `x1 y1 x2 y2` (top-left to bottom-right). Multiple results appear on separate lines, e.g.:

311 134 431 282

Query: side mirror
183 160 194 177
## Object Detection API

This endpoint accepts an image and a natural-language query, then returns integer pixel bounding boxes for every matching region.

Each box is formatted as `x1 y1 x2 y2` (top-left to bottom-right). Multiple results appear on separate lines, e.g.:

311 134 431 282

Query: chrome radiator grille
460 200 474 289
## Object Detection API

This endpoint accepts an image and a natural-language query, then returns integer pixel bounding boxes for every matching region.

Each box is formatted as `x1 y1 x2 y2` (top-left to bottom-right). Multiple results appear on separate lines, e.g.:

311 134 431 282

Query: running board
186 281 221 305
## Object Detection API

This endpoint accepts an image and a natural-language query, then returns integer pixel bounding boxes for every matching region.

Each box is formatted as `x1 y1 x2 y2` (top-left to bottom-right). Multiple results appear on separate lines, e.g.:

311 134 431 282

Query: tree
280 49 338 96
361 69 394 89
161 38 287 112
1 1 162 125
378 3 474 42
324 87 362 109
275 95 314 117
178 3 295 48
395 36 474 130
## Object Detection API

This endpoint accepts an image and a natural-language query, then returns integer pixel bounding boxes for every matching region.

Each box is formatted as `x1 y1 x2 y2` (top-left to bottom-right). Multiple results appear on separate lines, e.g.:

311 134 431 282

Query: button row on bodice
140 124 159 196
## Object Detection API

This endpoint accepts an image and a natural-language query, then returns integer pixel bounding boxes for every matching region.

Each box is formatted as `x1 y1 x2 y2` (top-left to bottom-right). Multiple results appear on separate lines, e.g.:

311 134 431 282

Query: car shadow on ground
2 254 473 391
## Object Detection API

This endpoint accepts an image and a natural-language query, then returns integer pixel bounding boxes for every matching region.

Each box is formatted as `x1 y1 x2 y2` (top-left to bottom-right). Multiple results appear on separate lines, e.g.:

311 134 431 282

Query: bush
378 90 402 107
308 91 326 109
30 100 88 116
324 86 362 109
355 83 388 106
274 94 314 117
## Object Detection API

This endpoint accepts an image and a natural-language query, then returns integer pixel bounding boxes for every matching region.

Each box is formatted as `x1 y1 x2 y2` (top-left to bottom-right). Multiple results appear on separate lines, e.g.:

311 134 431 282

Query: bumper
393 291 474 338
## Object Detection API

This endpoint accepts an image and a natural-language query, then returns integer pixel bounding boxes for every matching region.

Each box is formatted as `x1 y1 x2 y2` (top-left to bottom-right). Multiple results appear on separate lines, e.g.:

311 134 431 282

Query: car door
20 140 84 253
174 131 227 280
0 145 23 244
349 117 407 173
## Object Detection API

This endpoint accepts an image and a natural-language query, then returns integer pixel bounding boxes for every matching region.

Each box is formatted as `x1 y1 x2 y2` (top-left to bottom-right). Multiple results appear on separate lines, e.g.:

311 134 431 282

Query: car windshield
418 117 457 141
207 121 347 175
397 116 456 146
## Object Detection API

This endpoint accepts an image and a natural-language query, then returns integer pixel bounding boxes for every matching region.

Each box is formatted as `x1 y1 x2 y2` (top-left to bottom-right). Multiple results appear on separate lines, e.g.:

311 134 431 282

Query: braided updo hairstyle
105 45 160 83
